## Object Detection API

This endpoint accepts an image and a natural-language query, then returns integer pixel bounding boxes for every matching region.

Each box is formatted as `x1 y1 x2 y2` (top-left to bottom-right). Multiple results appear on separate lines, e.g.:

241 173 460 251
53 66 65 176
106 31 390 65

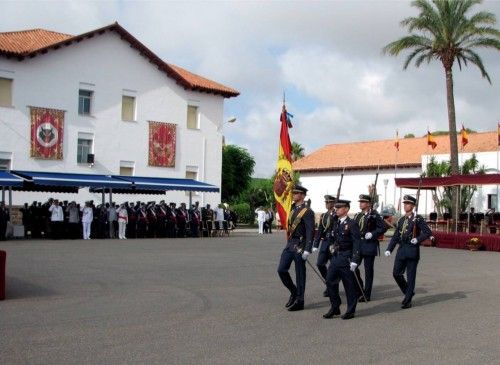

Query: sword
353 269 368 302
305 258 326 285
297 247 326 284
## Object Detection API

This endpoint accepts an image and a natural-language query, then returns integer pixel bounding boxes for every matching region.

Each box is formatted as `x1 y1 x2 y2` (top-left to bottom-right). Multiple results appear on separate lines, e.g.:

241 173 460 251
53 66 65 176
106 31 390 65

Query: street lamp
218 117 237 132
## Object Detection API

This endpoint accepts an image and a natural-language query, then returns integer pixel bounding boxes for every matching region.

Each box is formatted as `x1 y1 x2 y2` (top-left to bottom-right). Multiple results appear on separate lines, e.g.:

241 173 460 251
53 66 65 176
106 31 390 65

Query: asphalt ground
1 231 499 365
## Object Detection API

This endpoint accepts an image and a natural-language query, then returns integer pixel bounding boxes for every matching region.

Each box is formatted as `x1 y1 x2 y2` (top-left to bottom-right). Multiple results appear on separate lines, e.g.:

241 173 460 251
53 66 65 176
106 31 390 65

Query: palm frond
461 49 492 83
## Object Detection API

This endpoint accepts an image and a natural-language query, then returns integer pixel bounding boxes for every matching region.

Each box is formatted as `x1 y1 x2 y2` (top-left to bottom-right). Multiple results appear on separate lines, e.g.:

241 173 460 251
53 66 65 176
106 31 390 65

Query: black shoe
358 296 370 302
323 289 329 297
288 300 304 311
401 302 412 309
341 312 355 320
285 294 297 308
323 307 341 318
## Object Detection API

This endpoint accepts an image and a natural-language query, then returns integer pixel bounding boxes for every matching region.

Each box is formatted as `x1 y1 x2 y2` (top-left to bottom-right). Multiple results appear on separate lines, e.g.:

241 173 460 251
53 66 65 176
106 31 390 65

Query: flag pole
394 129 398 209
497 123 499 211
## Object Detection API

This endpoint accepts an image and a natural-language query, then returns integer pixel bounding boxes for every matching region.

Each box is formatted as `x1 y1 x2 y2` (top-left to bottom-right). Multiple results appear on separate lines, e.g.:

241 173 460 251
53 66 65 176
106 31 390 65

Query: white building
293 131 499 216
0 23 238 205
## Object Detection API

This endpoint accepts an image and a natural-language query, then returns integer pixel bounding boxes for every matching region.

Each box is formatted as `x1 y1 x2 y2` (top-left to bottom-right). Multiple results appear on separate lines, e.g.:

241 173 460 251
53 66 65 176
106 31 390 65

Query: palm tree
291 141 305 162
383 0 500 219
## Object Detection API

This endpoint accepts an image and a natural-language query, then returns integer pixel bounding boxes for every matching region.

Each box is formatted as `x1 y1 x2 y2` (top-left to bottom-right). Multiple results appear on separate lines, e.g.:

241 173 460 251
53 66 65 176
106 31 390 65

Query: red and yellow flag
394 129 400 151
273 104 294 231
461 124 468 148
427 131 437 150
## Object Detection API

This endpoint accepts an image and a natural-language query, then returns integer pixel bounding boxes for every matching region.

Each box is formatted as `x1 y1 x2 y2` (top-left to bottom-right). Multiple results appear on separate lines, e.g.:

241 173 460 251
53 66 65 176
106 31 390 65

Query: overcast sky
2 0 500 177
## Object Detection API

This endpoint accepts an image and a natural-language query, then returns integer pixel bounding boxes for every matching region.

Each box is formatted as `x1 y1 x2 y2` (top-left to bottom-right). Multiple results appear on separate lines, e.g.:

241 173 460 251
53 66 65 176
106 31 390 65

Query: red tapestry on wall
30 107 65 160
148 121 176 167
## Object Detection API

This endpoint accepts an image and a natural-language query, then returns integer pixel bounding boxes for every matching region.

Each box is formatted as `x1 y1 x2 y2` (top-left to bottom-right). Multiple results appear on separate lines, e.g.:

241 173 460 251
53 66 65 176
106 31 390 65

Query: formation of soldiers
277 184 432 318
18 199 237 240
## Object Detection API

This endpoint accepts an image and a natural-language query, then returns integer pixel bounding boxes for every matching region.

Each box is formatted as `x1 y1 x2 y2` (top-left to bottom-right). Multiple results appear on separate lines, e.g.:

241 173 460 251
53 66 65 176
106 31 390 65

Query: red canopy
395 174 500 189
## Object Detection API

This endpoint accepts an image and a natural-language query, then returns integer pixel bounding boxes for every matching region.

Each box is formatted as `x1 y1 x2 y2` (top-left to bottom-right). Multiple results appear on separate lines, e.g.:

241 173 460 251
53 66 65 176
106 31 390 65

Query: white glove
312 246 319 253
410 238 418 245
302 251 310 260
350 262 358 272
364 232 373 240
385 250 391 257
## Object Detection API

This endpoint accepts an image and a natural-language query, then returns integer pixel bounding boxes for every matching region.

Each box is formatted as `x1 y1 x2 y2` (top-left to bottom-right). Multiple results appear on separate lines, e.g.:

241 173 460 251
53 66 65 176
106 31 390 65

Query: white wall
0 31 226 206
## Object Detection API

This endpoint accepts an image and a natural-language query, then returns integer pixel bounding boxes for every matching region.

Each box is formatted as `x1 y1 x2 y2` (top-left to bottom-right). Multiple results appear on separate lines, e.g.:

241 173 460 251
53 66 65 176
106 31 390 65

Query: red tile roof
293 131 498 172
0 23 239 98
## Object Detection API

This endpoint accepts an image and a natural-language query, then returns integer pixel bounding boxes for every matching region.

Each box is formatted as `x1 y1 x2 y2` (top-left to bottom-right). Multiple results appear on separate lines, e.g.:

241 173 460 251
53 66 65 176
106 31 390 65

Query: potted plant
466 237 483 251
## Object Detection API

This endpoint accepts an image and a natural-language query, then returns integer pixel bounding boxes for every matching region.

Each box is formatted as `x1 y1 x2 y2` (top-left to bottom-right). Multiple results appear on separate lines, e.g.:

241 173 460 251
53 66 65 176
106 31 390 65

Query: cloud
1 0 499 178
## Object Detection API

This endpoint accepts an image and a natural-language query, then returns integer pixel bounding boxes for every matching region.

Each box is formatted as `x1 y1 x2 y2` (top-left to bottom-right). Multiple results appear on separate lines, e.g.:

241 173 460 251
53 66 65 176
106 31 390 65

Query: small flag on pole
394 130 400 151
461 124 468 148
427 130 437 150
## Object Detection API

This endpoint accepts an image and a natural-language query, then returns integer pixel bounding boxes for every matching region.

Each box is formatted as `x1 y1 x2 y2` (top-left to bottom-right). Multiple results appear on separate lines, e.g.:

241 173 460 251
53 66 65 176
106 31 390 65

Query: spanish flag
427 131 437 149
394 130 400 151
273 103 294 231
461 124 468 148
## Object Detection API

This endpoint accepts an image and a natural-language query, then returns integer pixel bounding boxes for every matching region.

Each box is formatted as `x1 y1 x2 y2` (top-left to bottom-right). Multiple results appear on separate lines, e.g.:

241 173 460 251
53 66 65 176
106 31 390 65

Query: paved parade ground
1 232 499 364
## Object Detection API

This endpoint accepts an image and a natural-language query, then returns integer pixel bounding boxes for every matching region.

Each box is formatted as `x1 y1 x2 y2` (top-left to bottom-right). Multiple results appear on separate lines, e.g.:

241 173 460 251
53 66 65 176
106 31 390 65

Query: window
0 77 13 107
186 171 197 180
185 169 198 196
119 160 134 176
122 95 136 121
119 167 133 176
77 138 93 164
488 194 497 210
0 158 11 171
187 105 199 129
78 90 92 115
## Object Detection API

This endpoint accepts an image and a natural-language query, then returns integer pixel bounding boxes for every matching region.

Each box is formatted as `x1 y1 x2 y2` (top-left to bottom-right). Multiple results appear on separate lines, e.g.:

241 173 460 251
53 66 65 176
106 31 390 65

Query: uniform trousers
326 252 358 314
82 222 91 239
316 240 331 280
118 221 127 239
277 248 306 302
354 254 375 299
393 253 418 304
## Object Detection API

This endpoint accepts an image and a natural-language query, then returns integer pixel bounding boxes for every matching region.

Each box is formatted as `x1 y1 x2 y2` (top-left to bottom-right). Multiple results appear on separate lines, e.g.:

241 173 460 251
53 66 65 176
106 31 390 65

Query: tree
383 0 500 220
291 141 305 162
425 154 485 216
222 145 255 202
404 133 415 138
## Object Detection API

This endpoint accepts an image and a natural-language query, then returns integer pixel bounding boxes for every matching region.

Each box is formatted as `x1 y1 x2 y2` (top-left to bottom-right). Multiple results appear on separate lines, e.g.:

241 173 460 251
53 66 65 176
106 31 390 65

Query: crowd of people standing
15 199 237 240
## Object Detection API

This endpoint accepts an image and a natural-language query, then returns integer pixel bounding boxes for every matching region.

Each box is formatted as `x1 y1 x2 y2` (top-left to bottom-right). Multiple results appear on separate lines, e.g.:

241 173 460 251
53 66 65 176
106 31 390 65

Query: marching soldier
385 195 432 309
323 199 361 320
277 185 315 312
312 195 337 296
353 194 387 302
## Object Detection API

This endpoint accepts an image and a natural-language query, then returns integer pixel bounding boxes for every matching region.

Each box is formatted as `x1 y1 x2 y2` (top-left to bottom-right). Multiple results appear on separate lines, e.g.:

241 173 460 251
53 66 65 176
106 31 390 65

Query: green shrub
231 202 254 224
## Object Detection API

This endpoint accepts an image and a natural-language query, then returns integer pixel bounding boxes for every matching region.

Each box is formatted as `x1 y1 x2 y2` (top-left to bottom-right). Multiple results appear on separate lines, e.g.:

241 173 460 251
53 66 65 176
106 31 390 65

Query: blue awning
12 170 132 189
113 175 219 192
0 171 24 187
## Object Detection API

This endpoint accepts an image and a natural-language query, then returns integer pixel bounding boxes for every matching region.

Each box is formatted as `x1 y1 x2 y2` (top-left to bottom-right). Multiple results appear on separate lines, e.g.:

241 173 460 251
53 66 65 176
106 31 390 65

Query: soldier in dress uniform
323 199 361 320
385 195 432 309
277 185 315 312
176 203 188 238
312 194 337 297
189 204 201 237
353 194 387 302
137 204 148 238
